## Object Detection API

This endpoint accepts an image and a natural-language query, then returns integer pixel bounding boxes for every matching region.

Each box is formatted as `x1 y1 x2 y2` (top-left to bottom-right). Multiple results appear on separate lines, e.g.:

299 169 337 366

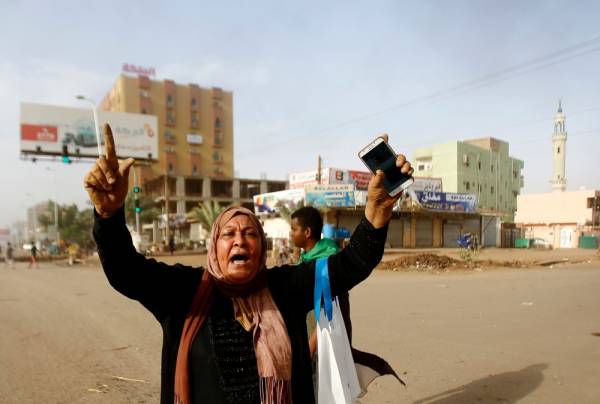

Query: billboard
305 184 355 208
415 191 477 213
20 103 158 160
253 189 305 214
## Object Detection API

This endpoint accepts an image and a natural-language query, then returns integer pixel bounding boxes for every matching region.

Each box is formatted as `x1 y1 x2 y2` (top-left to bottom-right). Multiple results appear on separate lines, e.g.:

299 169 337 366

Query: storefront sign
305 184 355 208
415 191 477 212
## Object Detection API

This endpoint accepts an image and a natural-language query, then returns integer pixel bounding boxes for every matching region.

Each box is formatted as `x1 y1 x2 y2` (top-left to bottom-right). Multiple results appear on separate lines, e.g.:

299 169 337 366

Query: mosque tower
551 100 567 192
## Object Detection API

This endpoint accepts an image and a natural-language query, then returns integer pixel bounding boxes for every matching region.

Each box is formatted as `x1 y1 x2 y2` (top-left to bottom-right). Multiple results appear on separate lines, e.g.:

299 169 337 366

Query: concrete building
413 137 524 219
100 74 234 184
515 190 600 248
142 175 287 244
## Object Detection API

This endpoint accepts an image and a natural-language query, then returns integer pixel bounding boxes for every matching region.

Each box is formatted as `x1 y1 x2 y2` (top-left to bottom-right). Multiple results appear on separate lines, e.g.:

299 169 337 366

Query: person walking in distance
5 242 14 269
28 243 38 269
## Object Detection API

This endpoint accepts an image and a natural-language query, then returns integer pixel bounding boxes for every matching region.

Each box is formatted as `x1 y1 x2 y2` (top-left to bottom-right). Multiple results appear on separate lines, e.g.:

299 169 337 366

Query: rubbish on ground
110 375 148 383
87 384 109 393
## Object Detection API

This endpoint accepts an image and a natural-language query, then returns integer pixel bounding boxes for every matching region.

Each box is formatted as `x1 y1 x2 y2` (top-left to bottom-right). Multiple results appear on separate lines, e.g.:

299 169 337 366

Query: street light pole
75 95 102 158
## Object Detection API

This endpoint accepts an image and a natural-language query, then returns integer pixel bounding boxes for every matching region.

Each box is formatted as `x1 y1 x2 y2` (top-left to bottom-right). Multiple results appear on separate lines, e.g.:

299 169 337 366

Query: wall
515 190 597 225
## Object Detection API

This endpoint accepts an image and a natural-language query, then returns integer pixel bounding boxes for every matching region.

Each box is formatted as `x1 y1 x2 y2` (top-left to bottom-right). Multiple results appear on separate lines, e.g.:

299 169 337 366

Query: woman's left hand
365 134 413 228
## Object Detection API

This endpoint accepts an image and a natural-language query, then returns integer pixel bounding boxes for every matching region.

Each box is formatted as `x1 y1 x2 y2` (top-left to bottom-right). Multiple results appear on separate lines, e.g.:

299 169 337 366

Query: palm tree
186 200 227 230
277 199 305 224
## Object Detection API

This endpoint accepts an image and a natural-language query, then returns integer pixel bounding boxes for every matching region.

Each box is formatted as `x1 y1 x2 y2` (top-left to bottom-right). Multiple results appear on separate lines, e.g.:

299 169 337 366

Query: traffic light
61 145 72 164
134 198 141 214
133 186 140 193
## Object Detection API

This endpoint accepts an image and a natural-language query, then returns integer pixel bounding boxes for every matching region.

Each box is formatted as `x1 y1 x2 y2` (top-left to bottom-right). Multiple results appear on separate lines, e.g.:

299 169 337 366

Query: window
240 181 261 199
191 113 199 127
588 198 595 209
167 94 174 107
557 146 561 154
491 186 495 194
192 165 198 176
214 131 223 146
167 112 175 126
215 117 221 129
465 181 470 191
418 164 425 171
491 164 494 172
478 161 481 170
164 130 175 142
168 163 174 175
191 98 197 107
185 178 203 195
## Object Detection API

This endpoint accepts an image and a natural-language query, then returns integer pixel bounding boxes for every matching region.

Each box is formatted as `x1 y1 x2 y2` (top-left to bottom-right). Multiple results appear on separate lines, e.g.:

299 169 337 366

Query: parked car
531 238 552 249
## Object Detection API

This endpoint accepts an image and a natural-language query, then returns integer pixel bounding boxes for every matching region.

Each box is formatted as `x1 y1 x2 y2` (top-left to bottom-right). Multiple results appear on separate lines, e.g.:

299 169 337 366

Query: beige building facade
515 190 600 248
100 74 233 184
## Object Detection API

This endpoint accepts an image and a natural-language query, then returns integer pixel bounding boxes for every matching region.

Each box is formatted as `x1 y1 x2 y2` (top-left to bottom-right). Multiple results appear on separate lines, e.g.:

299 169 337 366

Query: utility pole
316 155 322 184
54 201 59 243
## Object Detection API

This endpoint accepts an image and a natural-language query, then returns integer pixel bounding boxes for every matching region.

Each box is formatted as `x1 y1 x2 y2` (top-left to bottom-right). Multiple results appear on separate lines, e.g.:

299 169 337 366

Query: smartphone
358 136 414 197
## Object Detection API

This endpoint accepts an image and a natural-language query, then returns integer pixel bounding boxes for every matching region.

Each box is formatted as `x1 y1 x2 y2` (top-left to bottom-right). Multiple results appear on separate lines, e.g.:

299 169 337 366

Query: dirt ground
0 249 599 403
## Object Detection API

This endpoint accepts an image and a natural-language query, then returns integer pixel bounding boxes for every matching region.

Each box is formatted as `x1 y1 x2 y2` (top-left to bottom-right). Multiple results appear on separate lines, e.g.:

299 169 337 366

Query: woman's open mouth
230 253 249 265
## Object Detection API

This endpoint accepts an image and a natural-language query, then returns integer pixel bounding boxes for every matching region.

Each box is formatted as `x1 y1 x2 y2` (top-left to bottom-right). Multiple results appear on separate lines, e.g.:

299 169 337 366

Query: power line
237 35 600 160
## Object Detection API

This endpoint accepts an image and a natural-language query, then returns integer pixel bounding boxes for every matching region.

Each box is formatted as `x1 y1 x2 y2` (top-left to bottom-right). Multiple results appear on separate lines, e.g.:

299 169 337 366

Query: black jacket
93 209 387 404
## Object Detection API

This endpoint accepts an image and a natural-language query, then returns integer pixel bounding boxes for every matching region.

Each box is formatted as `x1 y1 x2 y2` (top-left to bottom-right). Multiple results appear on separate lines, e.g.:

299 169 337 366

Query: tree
277 199 305 224
38 202 96 253
186 200 228 230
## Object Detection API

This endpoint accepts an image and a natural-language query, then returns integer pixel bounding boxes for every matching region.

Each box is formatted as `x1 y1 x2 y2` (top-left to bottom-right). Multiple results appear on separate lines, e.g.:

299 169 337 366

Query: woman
85 125 412 404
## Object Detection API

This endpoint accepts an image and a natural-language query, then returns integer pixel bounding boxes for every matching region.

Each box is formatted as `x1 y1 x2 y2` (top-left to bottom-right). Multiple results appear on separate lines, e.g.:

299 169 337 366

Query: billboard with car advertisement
253 189 305 215
20 103 158 160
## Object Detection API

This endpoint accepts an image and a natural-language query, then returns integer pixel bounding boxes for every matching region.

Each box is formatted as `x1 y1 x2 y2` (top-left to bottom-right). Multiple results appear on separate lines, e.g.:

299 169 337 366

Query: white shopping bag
314 258 361 404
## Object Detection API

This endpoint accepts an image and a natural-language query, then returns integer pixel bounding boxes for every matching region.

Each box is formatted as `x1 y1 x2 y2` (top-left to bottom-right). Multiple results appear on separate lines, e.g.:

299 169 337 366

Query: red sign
21 124 58 142
122 63 156 77
349 170 372 190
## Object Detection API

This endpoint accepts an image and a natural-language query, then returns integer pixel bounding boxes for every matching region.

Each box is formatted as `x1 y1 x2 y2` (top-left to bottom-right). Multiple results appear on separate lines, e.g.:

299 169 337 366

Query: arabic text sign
412 177 443 193
20 103 158 160
122 63 156 77
305 184 355 208
416 191 477 213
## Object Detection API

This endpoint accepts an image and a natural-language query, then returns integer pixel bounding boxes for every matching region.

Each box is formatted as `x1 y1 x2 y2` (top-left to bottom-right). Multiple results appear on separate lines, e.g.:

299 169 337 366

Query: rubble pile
377 254 538 272
377 254 460 271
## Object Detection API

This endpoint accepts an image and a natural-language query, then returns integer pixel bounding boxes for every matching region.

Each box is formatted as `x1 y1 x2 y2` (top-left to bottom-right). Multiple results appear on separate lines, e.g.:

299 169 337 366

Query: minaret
551 100 567 192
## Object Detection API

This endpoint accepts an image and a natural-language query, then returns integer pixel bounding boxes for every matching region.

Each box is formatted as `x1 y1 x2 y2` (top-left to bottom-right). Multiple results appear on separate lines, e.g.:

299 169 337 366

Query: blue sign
305 184 355 208
415 191 477 213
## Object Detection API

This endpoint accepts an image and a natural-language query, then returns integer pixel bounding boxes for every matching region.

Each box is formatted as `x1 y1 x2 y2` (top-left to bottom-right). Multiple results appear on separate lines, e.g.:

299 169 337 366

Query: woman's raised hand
84 124 135 218
365 134 413 228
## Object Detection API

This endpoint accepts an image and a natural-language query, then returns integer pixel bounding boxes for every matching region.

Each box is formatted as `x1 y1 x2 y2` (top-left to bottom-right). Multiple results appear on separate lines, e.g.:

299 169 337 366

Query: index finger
104 123 117 161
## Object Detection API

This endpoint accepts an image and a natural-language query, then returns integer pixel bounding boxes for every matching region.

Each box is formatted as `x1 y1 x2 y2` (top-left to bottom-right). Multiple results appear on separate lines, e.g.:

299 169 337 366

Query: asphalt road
1 261 599 403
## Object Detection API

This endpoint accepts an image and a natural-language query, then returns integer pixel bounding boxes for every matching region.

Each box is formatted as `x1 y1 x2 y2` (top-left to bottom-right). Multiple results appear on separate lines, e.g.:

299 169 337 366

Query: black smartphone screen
362 141 412 192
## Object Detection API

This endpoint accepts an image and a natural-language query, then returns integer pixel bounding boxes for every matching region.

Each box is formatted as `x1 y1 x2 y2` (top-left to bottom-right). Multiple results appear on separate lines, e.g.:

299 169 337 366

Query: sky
1 0 599 228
